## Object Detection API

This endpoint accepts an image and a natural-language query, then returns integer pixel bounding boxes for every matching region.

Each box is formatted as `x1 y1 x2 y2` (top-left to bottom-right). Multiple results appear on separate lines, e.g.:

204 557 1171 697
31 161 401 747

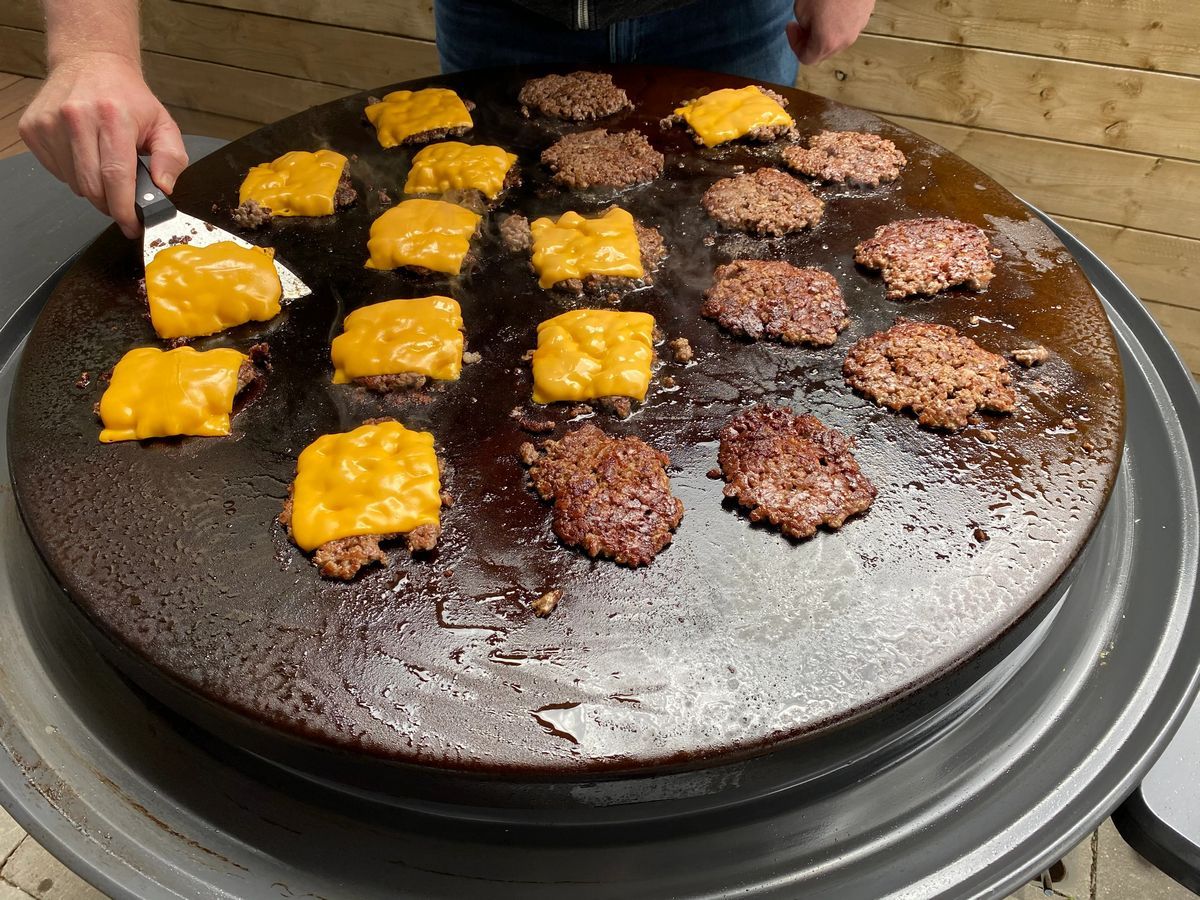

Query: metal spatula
134 156 311 300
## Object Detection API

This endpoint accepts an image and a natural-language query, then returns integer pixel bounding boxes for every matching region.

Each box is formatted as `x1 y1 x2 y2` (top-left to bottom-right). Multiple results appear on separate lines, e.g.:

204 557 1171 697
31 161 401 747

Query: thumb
786 21 810 63
143 109 188 194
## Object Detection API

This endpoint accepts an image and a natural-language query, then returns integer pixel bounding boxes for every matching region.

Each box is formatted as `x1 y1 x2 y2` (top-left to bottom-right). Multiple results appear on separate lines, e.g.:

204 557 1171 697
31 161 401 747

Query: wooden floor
0 73 39 158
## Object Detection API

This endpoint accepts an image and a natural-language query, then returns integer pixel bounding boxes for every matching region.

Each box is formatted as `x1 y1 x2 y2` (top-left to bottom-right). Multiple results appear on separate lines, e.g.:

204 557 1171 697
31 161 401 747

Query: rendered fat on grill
529 207 644 289
531 308 655 404
98 346 247 443
331 296 464 383
404 142 518 200
289 421 441 552
672 85 794 147
364 199 481 274
144 242 282 340
238 149 349 217
365 88 473 148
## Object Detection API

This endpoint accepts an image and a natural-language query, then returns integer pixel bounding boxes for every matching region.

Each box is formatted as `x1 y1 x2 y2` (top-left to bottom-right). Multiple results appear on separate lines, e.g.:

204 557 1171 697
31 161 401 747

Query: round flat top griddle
7 66 1124 777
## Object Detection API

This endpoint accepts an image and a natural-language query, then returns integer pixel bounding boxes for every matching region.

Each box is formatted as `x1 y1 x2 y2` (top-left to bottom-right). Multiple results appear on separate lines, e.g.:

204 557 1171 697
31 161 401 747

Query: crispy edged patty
703 259 849 346
500 213 666 295
524 423 683 567
541 129 664 189
855 218 996 299
718 404 876 539
782 131 906 187
843 320 1016 431
519 71 631 121
662 88 796 144
702 168 824 236
279 417 445 580
232 170 357 229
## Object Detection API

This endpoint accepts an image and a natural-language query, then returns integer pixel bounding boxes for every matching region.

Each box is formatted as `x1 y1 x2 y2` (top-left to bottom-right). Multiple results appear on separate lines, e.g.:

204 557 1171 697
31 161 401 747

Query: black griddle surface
7 66 1123 775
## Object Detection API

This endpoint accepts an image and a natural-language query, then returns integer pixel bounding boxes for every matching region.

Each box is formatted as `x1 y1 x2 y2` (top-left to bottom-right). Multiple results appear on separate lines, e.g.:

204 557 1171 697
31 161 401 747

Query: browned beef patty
718 404 876 539
843 320 1016 431
354 372 428 393
782 131 906 187
525 423 683 567
233 170 356 229
662 88 796 144
702 168 824 236
504 214 665 296
854 218 996 299
702 259 849 346
541 129 664 189
279 416 446 579
519 71 631 121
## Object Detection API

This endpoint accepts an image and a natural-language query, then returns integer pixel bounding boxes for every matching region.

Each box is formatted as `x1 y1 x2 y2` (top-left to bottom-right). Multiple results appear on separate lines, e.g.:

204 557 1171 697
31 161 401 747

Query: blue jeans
435 0 799 87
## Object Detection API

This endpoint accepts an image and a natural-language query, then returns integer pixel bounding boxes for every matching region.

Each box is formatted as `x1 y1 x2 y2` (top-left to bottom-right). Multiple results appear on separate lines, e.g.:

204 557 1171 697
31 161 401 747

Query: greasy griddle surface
8 67 1123 775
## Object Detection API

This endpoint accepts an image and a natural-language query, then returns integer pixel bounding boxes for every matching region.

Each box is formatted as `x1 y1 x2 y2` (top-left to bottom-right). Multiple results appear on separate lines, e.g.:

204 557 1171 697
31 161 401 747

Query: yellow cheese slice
144 242 282 340
98 346 247 443
673 86 794 147
331 296 464 383
365 88 473 149
238 149 348 217
529 207 644 289
531 308 656 404
289 420 441 552
403 141 518 200
364 199 481 275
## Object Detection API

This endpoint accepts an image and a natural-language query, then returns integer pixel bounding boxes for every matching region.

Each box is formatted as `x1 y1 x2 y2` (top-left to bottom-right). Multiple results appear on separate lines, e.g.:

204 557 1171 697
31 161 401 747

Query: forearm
44 0 141 69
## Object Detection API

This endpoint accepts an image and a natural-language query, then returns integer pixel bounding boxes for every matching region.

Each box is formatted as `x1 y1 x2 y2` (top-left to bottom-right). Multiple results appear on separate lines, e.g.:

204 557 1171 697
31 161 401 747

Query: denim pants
434 0 800 87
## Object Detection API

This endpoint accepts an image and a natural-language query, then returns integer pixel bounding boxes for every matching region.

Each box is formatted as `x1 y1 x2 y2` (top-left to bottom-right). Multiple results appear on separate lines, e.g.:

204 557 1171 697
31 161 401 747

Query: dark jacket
512 0 694 29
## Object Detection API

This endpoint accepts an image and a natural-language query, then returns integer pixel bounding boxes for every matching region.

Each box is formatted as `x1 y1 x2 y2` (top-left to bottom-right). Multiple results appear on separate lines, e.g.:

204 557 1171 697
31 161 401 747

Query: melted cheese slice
365 88 473 149
673 86 794 147
98 346 247 443
331 296 464 383
145 242 282 340
404 141 518 200
238 149 348 217
531 309 655 404
289 421 441 552
364 199 481 274
529 207 644 289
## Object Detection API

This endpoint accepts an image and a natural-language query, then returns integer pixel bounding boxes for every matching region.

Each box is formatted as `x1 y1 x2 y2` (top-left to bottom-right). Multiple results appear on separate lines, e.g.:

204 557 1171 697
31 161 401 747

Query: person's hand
787 0 876 65
18 51 188 238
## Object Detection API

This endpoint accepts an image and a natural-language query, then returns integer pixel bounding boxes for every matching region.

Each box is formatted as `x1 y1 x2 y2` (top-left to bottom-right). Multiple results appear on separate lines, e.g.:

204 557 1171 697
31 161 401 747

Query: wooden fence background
1 0 1196 375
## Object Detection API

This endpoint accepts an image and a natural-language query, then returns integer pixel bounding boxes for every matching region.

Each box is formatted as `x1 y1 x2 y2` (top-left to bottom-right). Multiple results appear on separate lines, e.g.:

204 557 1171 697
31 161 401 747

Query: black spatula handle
135 156 176 227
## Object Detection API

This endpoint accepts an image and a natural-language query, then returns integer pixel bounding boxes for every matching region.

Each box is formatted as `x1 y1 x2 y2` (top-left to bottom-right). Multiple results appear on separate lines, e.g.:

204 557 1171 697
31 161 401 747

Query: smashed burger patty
843 320 1016 431
855 218 996 299
280 418 446 580
718 404 875 539
524 424 683 567
782 131 906 187
703 259 849 346
232 170 357 230
541 129 664 189
519 71 631 121
702 168 824 236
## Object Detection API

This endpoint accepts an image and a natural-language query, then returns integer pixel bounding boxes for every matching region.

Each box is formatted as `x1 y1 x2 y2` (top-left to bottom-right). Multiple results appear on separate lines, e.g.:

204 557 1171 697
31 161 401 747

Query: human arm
787 0 876 65
18 0 188 238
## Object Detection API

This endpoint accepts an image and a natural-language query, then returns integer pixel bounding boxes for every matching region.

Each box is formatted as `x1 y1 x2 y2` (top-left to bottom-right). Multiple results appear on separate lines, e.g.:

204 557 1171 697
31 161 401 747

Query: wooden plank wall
1 0 1196 375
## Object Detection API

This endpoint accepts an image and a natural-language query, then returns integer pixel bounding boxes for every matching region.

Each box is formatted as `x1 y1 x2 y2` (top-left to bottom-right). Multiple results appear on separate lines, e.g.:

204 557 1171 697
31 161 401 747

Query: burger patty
782 131 907 187
843 320 1016 431
702 259 849 346
524 423 683 567
501 214 666 295
702 168 824 236
232 170 357 229
662 88 796 144
541 129 664 189
279 416 446 580
519 71 631 121
354 373 428 393
855 218 996 299
717 403 876 539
